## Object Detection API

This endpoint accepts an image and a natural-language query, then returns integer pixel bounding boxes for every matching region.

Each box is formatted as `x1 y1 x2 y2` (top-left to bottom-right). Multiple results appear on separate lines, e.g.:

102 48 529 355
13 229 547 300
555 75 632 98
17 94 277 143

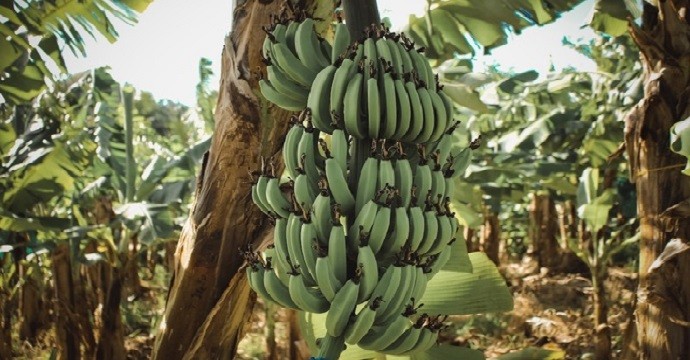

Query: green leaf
419 252 513 315
589 0 632 37
442 235 473 273
0 62 46 104
0 35 23 73
0 211 72 232
442 83 490 113
452 202 482 228
115 203 175 244
412 345 484 360
495 346 566 359
578 189 615 233
498 71 539 94
405 0 586 60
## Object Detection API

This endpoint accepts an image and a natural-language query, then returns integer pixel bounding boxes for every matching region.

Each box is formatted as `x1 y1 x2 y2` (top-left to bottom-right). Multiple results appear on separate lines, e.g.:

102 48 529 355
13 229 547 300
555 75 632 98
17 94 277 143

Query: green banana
380 205 409 257
392 74 412 140
396 41 414 73
413 158 432 208
325 158 355 214
307 65 337 133
367 69 381 139
285 21 299 54
380 69 397 139
385 37 403 74
293 171 316 212
375 37 394 69
368 203 391 254
429 169 446 205
343 71 366 139
315 255 343 301
331 22 351 64
299 220 319 282
348 199 379 247
264 265 300 309
355 156 378 214
326 278 360 337
378 156 395 192
416 207 439 255
414 85 436 144
428 88 449 142
311 185 333 243
356 244 379 302
344 297 382 345
273 218 292 272
283 123 304 178
330 128 348 176
370 265 402 319
251 181 271 215
381 321 424 355
394 157 413 208
289 270 329 313
247 265 275 303
271 42 318 87
297 127 320 187
259 79 305 111
266 65 309 104
295 18 329 71
265 177 291 218
407 206 425 251
328 221 348 284
362 38 377 83
402 78 424 142
330 58 355 119
358 314 412 351
377 264 414 325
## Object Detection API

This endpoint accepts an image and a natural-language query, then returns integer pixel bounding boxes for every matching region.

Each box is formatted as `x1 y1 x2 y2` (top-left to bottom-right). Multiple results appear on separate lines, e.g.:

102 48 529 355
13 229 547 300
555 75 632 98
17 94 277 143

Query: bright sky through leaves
64 0 597 106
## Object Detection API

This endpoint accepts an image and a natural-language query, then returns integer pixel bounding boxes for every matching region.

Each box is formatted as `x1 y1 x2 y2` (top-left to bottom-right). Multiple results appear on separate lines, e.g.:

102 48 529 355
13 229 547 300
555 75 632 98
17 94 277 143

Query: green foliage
0 0 152 105
405 0 585 61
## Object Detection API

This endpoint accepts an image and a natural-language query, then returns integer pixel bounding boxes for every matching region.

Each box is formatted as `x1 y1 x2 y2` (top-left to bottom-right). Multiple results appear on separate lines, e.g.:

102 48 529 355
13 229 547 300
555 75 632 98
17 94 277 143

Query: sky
63 0 598 106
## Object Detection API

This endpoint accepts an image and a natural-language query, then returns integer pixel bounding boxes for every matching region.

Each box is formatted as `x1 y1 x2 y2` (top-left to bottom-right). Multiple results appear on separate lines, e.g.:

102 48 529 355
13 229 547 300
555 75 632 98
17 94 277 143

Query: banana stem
315 334 346 360
342 0 381 40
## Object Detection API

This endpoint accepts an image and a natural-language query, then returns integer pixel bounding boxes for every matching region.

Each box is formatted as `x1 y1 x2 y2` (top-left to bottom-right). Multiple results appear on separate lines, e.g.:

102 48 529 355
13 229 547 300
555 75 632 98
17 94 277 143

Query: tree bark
152 1 320 358
95 264 126 360
52 244 82 360
624 1 690 358
529 193 561 269
480 211 500 265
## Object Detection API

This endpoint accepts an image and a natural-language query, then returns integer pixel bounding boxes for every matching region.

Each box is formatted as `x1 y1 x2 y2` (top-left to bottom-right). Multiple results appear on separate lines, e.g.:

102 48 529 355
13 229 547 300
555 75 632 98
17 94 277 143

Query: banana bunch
307 24 454 141
260 10 348 111
249 17 478 359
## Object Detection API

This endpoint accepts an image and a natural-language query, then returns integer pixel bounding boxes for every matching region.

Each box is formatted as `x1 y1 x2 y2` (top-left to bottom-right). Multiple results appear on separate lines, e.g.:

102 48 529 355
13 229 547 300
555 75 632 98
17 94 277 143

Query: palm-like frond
0 0 152 105
405 0 639 61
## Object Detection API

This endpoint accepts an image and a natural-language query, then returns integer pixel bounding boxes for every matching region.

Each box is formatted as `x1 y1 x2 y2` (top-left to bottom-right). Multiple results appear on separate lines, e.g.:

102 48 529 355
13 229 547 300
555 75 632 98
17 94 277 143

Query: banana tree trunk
0 256 13 359
529 193 560 269
52 243 82 360
95 263 126 360
18 263 48 342
480 210 500 265
624 1 690 358
152 1 318 358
